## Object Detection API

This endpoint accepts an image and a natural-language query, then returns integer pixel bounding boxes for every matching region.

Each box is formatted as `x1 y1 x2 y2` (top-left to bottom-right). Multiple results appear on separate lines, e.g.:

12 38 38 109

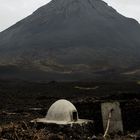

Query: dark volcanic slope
0 0 140 80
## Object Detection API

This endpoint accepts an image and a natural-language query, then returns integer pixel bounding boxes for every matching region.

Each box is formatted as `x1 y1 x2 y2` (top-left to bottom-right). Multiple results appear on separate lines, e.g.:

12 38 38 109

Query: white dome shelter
33 99 92 125
46 99 78 122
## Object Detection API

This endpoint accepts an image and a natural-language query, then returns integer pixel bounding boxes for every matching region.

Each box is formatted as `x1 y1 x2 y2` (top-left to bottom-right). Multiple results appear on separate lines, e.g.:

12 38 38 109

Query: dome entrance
72 111 78 122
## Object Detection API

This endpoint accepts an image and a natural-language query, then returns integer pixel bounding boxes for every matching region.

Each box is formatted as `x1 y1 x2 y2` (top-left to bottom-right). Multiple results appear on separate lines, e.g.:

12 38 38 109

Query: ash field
0 80 140 139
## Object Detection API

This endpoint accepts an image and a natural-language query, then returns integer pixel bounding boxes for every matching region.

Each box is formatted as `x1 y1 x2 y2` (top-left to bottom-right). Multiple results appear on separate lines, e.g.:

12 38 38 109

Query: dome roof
46 99 79 122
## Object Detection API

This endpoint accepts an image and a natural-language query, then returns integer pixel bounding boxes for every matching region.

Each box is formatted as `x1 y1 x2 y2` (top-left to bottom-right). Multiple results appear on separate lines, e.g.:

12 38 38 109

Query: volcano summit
0 0 140 81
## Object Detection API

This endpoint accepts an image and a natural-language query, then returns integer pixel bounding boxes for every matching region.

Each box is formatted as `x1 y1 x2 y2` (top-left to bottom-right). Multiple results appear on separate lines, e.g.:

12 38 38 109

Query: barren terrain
0 80 139 139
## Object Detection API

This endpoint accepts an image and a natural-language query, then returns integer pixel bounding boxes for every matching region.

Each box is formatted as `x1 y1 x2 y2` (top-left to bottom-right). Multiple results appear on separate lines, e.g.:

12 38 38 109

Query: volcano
0 0 140 81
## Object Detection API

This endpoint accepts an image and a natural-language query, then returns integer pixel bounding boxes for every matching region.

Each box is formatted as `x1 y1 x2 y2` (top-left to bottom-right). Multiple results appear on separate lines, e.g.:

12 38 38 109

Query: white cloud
0 0 140 32
103 0 140 22
0 0 51 32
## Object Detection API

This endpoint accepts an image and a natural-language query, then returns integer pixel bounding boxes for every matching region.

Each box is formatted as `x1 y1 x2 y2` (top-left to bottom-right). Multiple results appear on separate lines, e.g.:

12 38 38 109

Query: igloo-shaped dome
46 99 79 122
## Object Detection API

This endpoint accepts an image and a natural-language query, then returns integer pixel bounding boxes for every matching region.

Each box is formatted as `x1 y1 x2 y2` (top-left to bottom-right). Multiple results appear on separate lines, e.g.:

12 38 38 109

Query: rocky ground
0 121 140 140
0 80 140 139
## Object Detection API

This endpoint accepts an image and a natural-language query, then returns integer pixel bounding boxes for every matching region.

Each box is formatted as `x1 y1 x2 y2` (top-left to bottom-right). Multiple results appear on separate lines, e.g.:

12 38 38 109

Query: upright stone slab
101 102 123 133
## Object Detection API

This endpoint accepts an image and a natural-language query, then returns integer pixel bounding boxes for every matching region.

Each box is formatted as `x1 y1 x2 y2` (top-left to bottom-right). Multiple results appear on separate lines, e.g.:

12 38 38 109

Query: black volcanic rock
0 0 140 81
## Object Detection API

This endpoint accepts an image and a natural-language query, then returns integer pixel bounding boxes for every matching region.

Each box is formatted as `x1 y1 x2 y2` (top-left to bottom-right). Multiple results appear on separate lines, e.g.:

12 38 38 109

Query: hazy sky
0 0 140 32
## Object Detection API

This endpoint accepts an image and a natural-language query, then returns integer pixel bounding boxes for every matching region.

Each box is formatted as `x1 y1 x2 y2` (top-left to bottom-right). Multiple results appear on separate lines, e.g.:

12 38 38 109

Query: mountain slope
0 0 140 81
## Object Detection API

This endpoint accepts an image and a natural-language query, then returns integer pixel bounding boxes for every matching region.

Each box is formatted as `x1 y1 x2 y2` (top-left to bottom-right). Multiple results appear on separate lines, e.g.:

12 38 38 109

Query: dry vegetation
0 80 140 139
0 121 140 140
